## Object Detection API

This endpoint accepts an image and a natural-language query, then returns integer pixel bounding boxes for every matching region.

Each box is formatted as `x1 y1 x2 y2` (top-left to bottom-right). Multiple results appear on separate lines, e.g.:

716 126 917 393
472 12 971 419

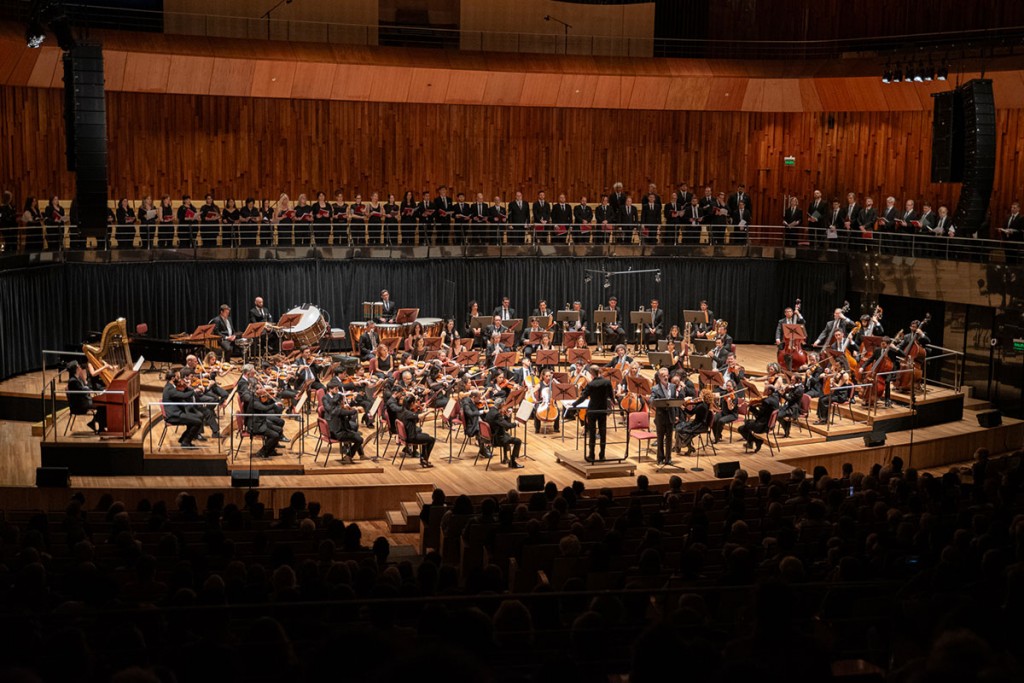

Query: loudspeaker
863 432 886 447
62 44 108 240
231 470 260 487
36 466 70 488
930 90 963 183
952 79 995 236
713 461 741 479
517 474 545 492
976 410 1002 428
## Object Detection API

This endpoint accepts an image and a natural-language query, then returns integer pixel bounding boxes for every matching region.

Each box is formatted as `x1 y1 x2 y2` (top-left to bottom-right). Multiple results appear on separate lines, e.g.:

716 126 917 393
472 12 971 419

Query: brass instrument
83 318 132 385
682 321 692 359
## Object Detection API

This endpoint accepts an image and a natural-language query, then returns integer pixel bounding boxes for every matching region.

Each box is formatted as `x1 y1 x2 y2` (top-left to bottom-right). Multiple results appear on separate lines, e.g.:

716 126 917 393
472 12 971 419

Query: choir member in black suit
198 194 220 247
595 195 613 244
728 184 752 215
708 191 729 245
399 190 417 246
432 186 453 244
683 195 704 245
532 190 551 243
43 196 66 251
453 191 473 243
730 200 751 244
115 197 136 249
663 192 683 245
507 191 530 244
843 192 861 248
698 186 715 212
469 192 488 245
620 196 639 245
877 196 899 253
893 199 918 256
857 197 878 250
366 192 384 245
312 191 333 246
806 189 827 247
998 201 1023 262
383 193 400 245
574 196 594 243
640 192 661 245
824 199 843 250
608 182 627 226
783 197 803 248
550 193 573 243
416 190 435 244
489 195 507 243
332 191 349 246
177 195 199 247
677 182 694 208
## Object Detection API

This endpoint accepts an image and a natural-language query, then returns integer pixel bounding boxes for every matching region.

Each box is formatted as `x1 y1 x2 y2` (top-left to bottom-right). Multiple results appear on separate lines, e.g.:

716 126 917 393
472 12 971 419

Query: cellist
865 336 905 409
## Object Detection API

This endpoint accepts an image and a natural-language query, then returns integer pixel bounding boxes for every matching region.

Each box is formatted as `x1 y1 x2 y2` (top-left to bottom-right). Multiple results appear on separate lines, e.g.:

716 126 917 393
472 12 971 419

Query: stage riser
142 458 230 477
41 442 145 476
0 395 66 423
821 395 965 442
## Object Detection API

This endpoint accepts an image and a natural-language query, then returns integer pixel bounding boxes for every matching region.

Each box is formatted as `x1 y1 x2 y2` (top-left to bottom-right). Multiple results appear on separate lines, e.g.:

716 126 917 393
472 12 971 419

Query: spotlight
603 277 611 290
583 273 592 284
892 65 903 83
655 271 661 284
25 20 45 48
937 65 948 80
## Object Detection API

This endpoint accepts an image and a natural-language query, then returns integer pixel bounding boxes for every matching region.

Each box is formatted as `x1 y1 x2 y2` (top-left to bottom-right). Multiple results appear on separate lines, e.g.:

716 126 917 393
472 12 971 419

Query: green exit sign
784 156 796 166
1014 338 1024 352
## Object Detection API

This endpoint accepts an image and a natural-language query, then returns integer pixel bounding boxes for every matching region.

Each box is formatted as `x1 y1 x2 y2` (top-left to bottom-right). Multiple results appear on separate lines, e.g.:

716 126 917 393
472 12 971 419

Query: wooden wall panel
3 87 1022 239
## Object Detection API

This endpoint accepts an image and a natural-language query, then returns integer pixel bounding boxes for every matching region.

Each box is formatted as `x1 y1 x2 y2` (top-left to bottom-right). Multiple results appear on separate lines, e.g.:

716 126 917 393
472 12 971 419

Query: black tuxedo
775 313 806 344
844 203 861 231
644 308 664 345
508 200 530 228
550 203 573 232
358 331 379 360
248 306 271 324
573 377 614 460
162 383 204 445
1003 213 1024 241
573 204 594 231
649 381 680 464
460 396 484 437
380 299 397 323
608 192 628 225
531 200 551 225
640 202 661 243
492 306 515 322
212 315 236 357
728 191 752 214
397 406 434 461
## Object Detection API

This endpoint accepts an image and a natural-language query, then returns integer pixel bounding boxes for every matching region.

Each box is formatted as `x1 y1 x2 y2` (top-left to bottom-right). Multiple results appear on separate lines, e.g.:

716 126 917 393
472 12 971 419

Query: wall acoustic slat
2 87 1022 238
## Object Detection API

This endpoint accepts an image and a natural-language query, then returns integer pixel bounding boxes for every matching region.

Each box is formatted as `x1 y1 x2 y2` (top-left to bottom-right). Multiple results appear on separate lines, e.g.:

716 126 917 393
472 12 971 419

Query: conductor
571 364 614 462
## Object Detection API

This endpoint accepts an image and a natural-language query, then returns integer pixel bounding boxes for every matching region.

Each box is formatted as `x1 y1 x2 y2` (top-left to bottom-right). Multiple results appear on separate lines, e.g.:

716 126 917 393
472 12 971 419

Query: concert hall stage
1 345 1019 522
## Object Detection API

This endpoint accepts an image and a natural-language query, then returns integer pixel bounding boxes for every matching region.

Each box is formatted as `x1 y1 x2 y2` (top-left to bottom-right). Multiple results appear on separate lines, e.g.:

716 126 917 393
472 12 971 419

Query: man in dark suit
595 195 613 243
998 201 1023 242
620 196 639 244
248 296 271 324
825 199 843 250
358 321 379 360
550 193 573 243
877 196 899 253
648 367 679 465
453 191 473 243
813 307 854 347
738 385 779 453
783 197 803 248
322 384 365 461
663 192 683 244
398 394 434 467
212 304 236 358
492 298 515 322
572 364 614 462
644 298 665 347
843 192 861 248
914 202 935 257
236 364 256 411
531 190 551 243
432 185 453 244
709 191 730 245
460 390 489 458
603 297 627 347
249 385 285 458
379 289 397 324
806 189 827 247
728 184 752 215
489 195 507 244
484 403 523 468
415 190 435 244
66 361 105 434
507 191 530 244
730 200 751 245
484 314 508 340
640 193 661 245
573 196 594 242
683 195 704 245
677 182 694 208
857 197 878 250
894 199 919 255
470 192 489 244
609 182 627 226
774 305 806 348
162 370 204 448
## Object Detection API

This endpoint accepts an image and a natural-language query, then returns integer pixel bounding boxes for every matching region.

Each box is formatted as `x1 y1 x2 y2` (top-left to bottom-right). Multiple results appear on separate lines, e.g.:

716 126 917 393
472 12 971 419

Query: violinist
763 362 787 394
182 354 229 403
722 355 745 392
323 384 366 462
801 352 826 398
814 371 852 424
484 400 524 468
777 380 805 438
649 367 680 465
295 347 325 391
694 300 715 338
250 385 285 458
738 385 779 453
676 387 714 456
236 364 257 411
335 368 375 427
162 369 205 449
398 394 435 468
671 369 697 399
461 389 490 459
774 305 806 348
263 357 297 402
712 380 739 443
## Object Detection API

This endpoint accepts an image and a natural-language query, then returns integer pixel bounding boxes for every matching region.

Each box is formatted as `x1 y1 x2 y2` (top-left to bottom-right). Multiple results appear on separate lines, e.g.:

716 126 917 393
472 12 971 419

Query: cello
859 341 893 404
895 313 930 391
777 298 807 370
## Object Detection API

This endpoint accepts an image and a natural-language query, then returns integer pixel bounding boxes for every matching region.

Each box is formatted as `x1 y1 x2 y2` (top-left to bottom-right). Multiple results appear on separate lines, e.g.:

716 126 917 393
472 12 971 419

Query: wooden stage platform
2 345 1020 523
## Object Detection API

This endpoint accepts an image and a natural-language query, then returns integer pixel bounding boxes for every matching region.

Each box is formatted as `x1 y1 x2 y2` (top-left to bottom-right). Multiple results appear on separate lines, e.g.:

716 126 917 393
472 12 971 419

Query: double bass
859 343 893 404
777 298 807 370
895 312 930 391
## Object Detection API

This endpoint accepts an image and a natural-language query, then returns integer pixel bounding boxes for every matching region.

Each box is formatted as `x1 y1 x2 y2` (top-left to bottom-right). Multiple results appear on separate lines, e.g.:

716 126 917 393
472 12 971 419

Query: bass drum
280 305 329 347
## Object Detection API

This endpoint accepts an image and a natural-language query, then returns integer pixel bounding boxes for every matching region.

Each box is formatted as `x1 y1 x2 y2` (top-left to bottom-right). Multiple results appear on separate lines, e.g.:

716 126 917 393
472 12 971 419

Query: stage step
963 397 993 411
775 434 827 447
386 509 416 533
415 490 433 507
555 451 636 479
400 501 422 531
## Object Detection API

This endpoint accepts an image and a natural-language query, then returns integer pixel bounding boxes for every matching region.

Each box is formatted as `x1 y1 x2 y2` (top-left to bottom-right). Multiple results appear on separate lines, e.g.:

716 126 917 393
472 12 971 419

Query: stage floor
2 345 1019 521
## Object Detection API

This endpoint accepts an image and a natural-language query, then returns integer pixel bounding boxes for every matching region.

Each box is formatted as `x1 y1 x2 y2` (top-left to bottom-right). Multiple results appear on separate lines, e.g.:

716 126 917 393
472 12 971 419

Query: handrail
48 386 127 442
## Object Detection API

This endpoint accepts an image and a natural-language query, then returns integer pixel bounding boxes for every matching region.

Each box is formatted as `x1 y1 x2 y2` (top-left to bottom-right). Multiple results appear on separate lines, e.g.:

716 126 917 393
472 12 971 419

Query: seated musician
405 321 425 352
664 340 687 374
644 299 664 348
534 333 556 372
236 364 257 411
604 344 632 372
675 387 714 456
814 371 852 424
263 357 297 402
486 366 513 402
250 385 285 458
603 296 627 347
712 380 739 443
514 357 539 389
484 401 524 469
424 364 453 409
618 361 644 401
373 344 393 378
665 324 684 345
566 300 588 341
709 337 730 371
379 289 397 324
777 380 805 438
521 317 543 357
359 321 380 361
801 352 826 398
398 394 435 468
440 319 459 351
485 332 507 367
738 385 780 453
483 315 507 342
534 369 560 433
460 389 489 458
66 361 105 434
713 321 732 350
410 337 429 362
161 369 204 449
670 369 696 399
722 355 745 391
332 367 374 426
694 301 715 338
212 304 237 359
295 346 325 392
322 384 365 462
183 354 229 403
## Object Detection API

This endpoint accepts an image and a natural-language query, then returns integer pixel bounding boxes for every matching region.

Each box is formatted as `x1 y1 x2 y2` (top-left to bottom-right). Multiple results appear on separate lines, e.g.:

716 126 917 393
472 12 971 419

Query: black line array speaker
954 80 996 236
976 410 1002 428
930 89 963 183
63 44 108 240
713 461 741 478
517 474 545 492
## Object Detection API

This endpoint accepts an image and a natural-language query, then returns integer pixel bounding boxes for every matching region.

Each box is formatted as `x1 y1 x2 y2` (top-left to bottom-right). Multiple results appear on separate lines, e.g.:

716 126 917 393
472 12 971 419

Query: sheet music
561 399 588 409
132 356 145 372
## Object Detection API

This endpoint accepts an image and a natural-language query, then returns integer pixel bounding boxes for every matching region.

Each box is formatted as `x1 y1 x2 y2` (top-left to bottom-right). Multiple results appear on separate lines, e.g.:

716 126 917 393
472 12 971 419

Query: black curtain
0 257 848 379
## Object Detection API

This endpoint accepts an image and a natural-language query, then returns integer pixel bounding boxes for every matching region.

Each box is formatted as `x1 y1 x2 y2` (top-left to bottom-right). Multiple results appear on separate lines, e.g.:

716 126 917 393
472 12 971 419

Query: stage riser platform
0 394 64 423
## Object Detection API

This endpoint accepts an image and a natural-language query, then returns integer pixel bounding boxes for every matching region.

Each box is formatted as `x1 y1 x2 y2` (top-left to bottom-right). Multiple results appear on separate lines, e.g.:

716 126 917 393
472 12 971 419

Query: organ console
82 318 141 436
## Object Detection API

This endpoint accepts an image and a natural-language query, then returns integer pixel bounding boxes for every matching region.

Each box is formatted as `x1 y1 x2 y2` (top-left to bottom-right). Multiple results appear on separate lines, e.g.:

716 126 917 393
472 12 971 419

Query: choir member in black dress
138 195 157 248
114 197 136 249
332 190 349 246
399 190 417 246
198 194 220 247
221 198 240 246
259 199 274 244
384 193 400 245
349 193 367 245
292 193 313 246
176 195 198 246
274 193 294 246
21 196 44 251
239 198 259 246
44 196 66 251
159 195 175 247
367 192 384 245
311 191 332 246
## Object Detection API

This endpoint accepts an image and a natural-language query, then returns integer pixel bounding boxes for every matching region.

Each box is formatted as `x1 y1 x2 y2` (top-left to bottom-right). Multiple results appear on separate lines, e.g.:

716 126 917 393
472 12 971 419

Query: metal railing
228 410 308 465
923 345 965 394
2 223 1021 264
43 382 127 442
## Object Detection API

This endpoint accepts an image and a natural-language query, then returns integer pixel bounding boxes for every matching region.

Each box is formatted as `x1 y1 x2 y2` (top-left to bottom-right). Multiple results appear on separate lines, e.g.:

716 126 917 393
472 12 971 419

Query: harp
83 318 133 385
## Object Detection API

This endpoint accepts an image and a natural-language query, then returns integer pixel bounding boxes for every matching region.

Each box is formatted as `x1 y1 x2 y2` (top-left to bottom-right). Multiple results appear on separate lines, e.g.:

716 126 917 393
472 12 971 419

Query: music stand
600 367 622 385
454 338 474 354
688 355 713 373
513 396 535 460
528 331 546 344
592 310 618 351
424 350 440 361
498 332 516 347
683 309 709 326
648 351 675 369
381 337 403 352
629 310 653 353
626 373 651 398
566 347 591 366
395 308 419 324
505 318 523 332
740 378 762 400
276 314 302 330
535 349 559 368
456 350 480 366
423 336 443 350
699 369 724 388
241 322 267 362
563 331 585 348
471 315 492 330
535 315 552 329
494 351 519 370
693 339 716 355
184 323 216 340
556 310 580 326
